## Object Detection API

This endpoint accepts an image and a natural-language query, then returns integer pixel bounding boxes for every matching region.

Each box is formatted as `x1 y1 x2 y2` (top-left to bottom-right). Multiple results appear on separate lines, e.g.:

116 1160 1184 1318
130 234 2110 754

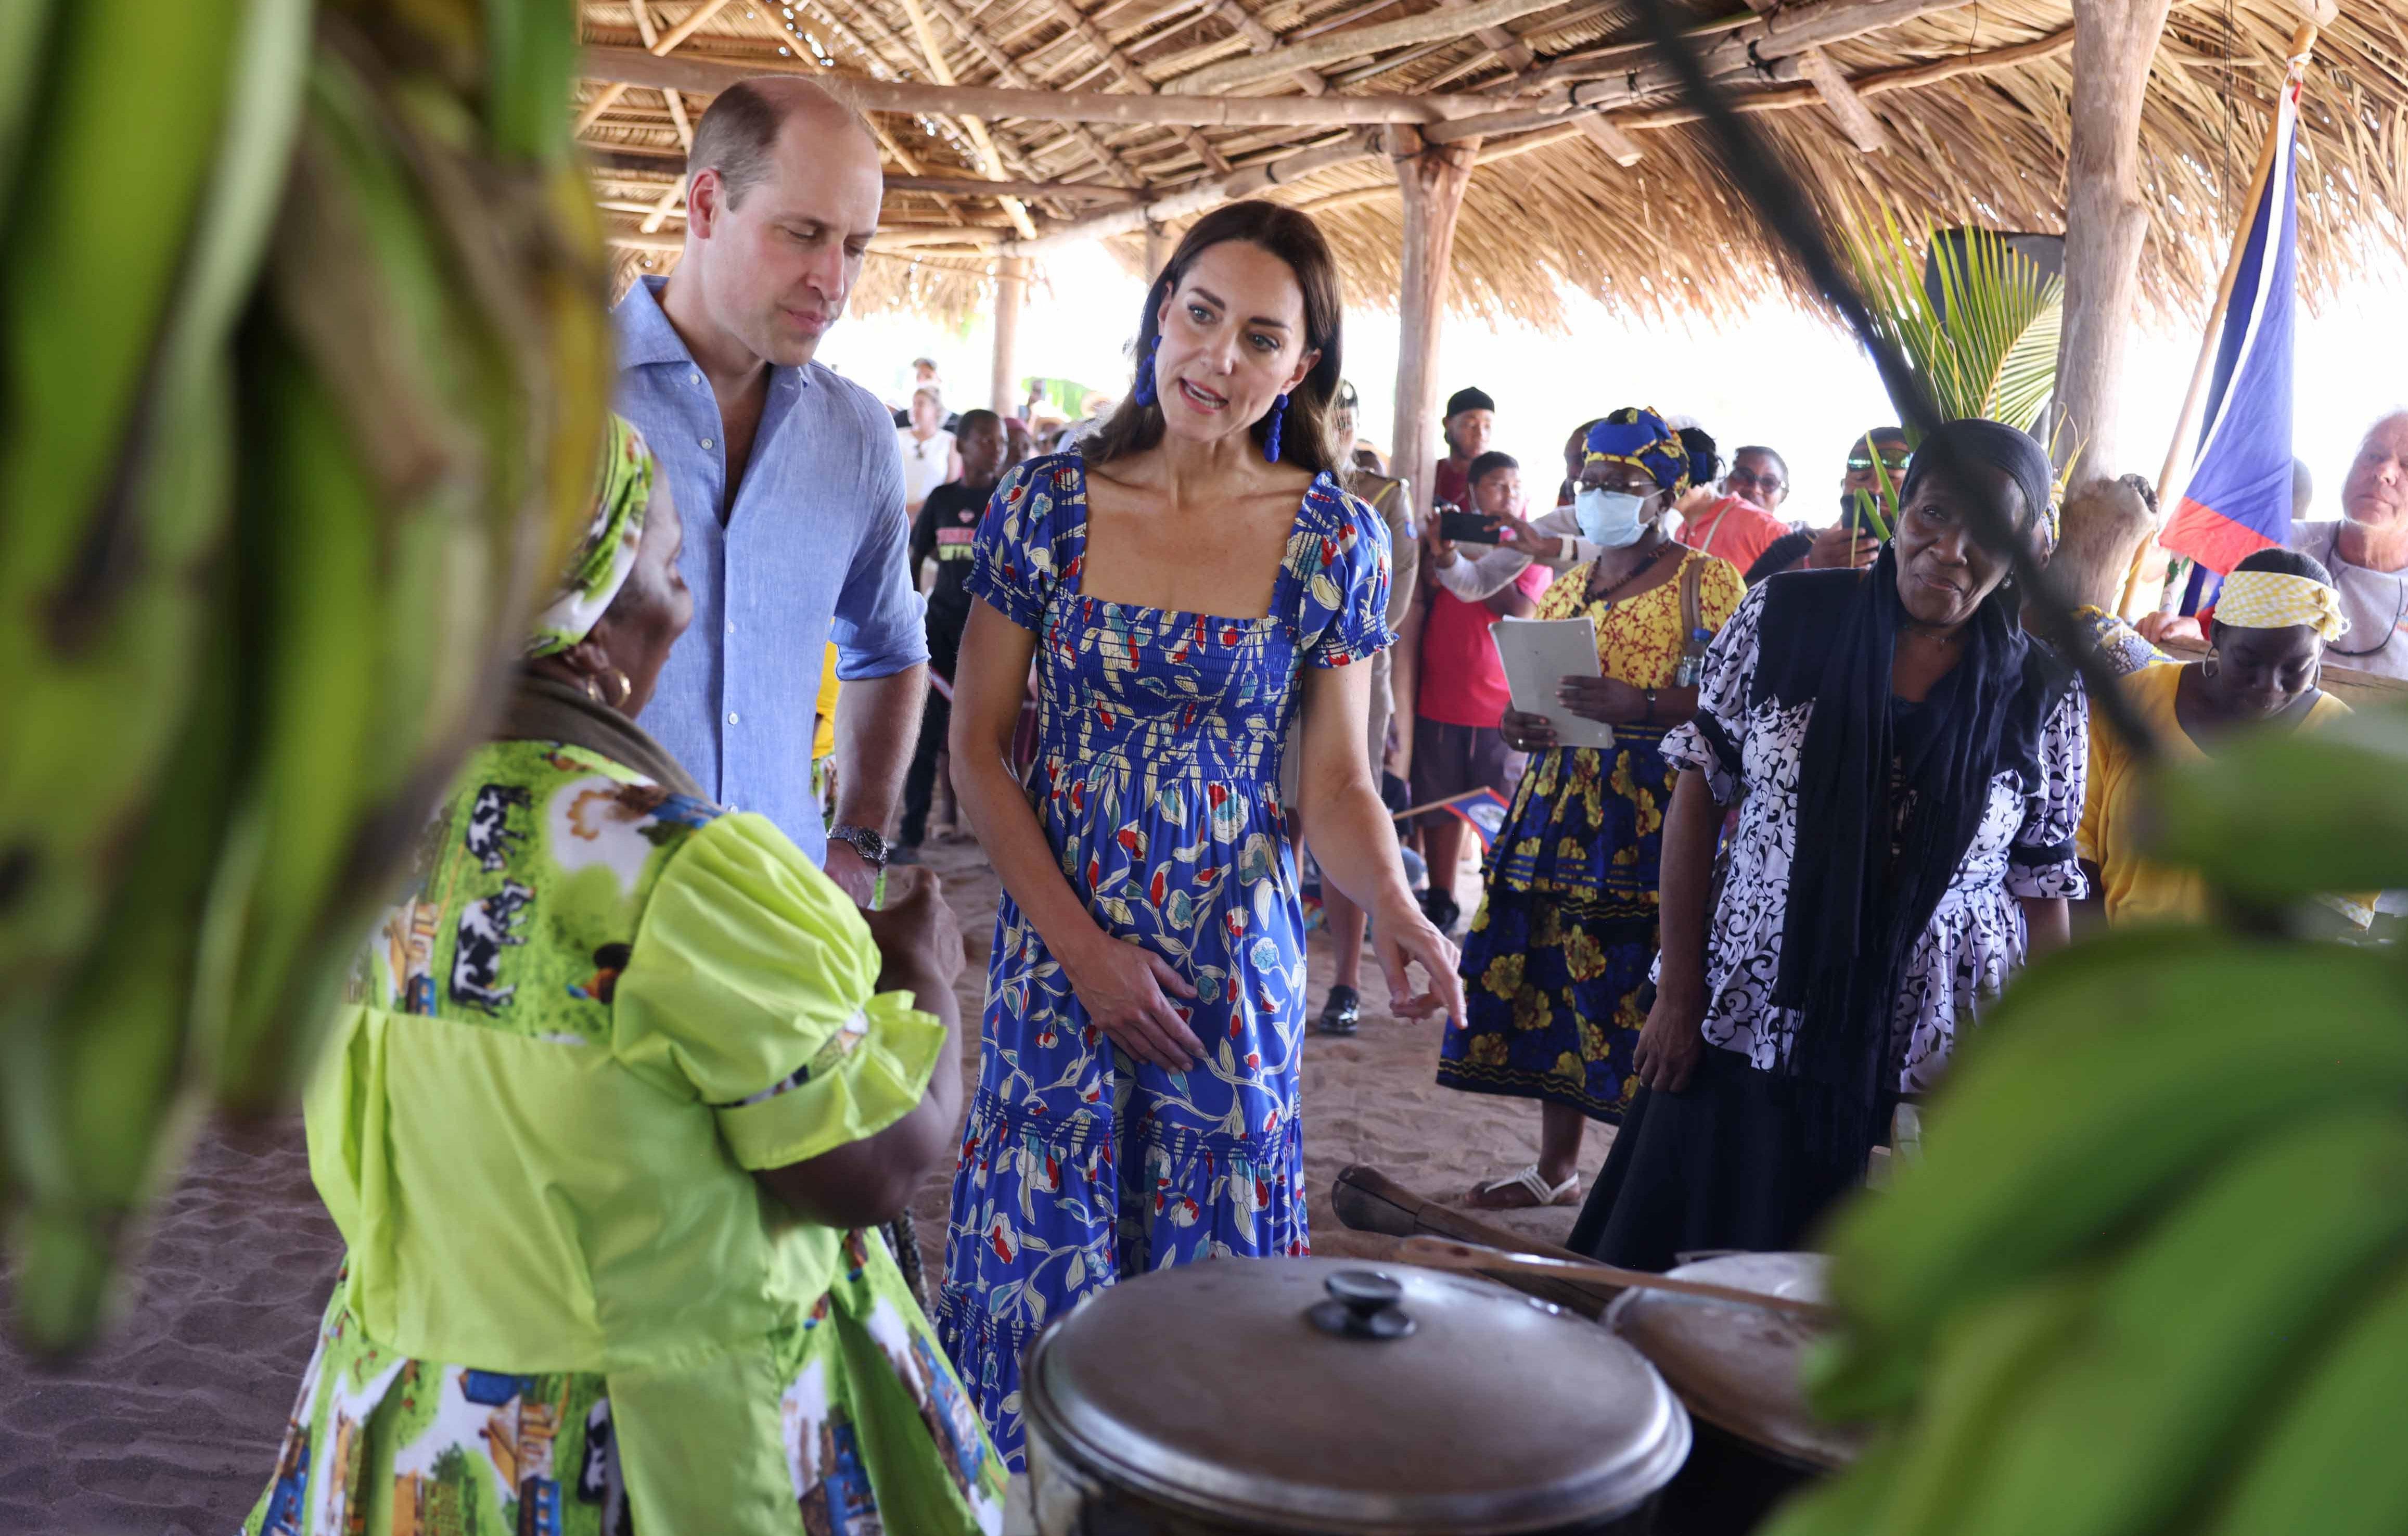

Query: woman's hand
1373 892 1465 1026
2135 611 2204 646
1558 674 1646 725
1064 932 1204 1071
862 865 965 996
1632 982 1708 1093
1493 511 1565 561
1807 525 1880 570
1499 708 1558 753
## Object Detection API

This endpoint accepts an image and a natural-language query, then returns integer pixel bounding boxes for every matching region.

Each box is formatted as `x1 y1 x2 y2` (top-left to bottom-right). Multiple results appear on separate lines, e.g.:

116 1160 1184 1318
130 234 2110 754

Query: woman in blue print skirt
937 202 1465 1466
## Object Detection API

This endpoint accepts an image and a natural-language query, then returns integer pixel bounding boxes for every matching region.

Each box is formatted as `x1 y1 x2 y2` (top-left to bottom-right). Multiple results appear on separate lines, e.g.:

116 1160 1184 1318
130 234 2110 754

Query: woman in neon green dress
243 417 1005 1536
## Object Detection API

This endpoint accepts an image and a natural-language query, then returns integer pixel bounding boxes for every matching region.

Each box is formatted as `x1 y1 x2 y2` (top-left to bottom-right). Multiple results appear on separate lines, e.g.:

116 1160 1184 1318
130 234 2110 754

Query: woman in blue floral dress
937 202 1463 1464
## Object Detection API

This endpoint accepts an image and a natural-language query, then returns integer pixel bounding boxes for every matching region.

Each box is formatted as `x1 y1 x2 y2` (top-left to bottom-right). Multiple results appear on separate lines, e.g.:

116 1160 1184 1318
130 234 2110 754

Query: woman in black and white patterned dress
1569 419 2088 1270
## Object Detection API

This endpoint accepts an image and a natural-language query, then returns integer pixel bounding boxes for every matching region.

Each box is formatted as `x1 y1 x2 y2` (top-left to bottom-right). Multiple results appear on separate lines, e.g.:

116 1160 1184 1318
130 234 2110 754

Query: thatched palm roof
577 0 2408 329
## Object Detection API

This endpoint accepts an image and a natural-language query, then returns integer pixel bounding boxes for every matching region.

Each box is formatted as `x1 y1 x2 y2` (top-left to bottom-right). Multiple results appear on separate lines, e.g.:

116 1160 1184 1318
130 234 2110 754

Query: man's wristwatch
828 824 890 869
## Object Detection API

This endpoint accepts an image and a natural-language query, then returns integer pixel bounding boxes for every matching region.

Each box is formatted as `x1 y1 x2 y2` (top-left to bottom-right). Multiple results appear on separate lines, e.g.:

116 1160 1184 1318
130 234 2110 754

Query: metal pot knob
1308 1269 1416 1340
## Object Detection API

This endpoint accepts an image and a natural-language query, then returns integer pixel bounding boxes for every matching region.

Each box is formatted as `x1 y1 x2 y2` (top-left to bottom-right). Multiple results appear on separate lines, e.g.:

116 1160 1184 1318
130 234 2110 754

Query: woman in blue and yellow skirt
1438 409 1744 1211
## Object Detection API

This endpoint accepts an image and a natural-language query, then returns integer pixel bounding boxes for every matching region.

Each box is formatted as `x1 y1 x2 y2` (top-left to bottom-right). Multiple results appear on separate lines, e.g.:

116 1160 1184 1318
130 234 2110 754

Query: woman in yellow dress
2081 546 2369 928
1437 408 1744 1211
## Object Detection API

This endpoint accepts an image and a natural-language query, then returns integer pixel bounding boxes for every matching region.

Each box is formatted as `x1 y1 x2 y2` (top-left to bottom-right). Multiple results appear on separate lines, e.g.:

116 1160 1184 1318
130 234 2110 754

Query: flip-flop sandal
1465 1164 1581 1210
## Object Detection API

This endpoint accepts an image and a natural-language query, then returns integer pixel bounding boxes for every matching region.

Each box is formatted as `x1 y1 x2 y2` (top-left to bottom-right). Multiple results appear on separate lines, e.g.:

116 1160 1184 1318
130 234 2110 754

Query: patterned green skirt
244 1229 1006 1536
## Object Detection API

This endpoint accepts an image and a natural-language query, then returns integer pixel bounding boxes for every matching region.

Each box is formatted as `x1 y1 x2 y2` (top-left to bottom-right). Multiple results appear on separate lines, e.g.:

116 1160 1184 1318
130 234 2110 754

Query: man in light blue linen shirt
614 76 927 902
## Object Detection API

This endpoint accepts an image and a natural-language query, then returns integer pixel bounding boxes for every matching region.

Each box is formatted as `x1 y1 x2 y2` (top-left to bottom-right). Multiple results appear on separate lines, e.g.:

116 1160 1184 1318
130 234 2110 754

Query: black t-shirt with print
911 480 993 628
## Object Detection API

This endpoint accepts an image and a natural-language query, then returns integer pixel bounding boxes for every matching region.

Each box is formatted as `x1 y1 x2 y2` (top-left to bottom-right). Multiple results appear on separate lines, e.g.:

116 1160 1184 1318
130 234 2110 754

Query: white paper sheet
1489 616 1615 751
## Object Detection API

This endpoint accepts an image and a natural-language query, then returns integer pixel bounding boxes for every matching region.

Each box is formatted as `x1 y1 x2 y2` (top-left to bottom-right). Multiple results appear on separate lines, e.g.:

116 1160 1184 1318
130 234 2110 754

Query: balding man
614 79 927 901
2143 413 2408 679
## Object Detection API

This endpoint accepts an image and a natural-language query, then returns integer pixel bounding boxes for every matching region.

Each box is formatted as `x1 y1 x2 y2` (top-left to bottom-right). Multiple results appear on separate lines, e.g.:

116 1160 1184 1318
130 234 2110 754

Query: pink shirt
1417 563 1557 727
1676 494 1790 576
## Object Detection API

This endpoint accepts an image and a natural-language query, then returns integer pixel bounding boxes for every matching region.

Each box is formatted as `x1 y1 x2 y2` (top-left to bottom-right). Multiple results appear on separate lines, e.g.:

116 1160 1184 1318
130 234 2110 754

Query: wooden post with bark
992 256 1029 416
2052 0 2174 482
1388 126 1480 529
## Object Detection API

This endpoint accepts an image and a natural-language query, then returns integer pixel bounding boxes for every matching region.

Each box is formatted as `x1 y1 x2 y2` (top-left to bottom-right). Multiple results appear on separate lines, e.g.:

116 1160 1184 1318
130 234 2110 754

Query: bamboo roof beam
575 0 736 134
893 0 1041 236
1204 0 1334 95
583 44 1476 123
1792 45 1892 152
913 0 1155 186
1433 0 1538 76
1039 0 1234 173
1002 131 1381 255
779 1 928 170
1166 0 1580 93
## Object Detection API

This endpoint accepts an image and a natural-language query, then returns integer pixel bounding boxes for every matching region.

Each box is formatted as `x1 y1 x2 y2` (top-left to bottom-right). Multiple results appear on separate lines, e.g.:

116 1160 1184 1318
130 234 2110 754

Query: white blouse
897 426 956 508
1660 582 2089 1095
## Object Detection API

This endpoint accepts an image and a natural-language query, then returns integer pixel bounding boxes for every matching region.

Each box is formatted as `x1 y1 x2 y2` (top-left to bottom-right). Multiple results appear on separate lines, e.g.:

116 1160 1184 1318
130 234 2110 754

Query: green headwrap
529 414 656 658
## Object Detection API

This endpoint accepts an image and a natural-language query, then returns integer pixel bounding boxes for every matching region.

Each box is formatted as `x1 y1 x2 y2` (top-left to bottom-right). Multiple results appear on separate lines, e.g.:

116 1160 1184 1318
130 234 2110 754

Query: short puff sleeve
1662 579 1767 804
613 813 945 1171
2005 680 2090 900
964 456 1078 632
1296 479 1395 669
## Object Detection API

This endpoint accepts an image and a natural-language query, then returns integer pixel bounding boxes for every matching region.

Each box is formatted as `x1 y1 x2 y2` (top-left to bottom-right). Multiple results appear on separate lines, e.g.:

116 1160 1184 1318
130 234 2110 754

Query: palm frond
1839 203 2066 437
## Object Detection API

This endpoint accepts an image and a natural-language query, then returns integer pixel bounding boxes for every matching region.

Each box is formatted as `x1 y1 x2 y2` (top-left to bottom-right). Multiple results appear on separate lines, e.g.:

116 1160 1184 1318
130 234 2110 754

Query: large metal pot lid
1605 1252 1867 1472
1024 1257 1690 1534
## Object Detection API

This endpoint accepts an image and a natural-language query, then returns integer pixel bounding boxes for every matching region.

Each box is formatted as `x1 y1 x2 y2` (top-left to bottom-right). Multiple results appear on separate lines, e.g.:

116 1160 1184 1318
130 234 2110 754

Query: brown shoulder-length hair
1081 201 1345 477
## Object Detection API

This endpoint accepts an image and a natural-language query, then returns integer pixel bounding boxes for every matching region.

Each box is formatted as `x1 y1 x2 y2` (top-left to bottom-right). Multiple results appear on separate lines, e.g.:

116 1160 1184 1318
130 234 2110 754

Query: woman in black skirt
1569 419 2089 1269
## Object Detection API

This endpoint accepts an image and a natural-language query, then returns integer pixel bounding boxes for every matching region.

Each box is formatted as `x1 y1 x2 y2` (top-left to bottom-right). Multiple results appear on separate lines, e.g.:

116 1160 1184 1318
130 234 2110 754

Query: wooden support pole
993 256 1029 415
1144 222 1173 279
583 44 1458 126
1389 127 1480 535
2053 0 2176 485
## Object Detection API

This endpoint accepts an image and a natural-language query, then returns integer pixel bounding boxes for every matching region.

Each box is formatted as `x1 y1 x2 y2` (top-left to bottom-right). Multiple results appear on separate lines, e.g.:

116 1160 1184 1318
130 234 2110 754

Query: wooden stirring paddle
1397 1236 1840 1324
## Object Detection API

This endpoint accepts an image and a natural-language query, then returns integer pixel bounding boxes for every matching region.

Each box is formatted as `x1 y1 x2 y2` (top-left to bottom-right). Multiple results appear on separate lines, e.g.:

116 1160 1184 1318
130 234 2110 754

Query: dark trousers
900 610 965 847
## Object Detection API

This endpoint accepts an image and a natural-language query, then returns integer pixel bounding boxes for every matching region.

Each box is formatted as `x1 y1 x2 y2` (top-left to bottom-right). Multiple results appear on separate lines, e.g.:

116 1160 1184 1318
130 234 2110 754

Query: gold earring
2201 648 2221 680
582 673 606 703
607 669 633 707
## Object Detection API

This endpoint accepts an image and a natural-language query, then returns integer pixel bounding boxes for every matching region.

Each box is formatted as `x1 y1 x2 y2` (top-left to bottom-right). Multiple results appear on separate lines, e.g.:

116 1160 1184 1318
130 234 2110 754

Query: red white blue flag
1430 787 1513 854
2160 73 2305 593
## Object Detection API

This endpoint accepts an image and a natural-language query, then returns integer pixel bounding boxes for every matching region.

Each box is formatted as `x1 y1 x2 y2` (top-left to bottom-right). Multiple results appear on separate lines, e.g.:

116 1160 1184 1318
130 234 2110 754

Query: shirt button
726 620 736 634
727 711 740 724
689 370 701 385
700 437 714 450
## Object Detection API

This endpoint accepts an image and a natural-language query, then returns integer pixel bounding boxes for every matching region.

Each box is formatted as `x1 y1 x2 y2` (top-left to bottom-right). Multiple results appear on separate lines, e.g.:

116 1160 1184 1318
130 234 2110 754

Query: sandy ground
0 839 1611 1534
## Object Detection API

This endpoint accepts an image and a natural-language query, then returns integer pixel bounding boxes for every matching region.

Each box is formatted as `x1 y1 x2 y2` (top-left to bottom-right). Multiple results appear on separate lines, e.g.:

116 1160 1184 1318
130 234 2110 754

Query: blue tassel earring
1264 391 1289 463
1131 333 1160 407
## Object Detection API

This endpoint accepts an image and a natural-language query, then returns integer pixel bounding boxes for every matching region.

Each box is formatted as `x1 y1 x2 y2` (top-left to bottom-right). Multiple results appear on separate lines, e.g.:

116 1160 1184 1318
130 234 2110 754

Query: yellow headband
2217 569 2349 642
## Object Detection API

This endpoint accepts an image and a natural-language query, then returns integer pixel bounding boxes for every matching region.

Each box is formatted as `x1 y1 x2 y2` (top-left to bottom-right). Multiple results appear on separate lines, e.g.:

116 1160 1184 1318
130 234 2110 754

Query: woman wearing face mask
938 201 1463 1465
1569 418 2089 1269
2080 548 2370 928
1440 409 1746 1210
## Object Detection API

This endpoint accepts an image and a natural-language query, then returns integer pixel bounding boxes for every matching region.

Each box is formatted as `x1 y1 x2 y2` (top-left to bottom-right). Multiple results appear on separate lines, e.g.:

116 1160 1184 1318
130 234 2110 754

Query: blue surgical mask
1574 487 1650 548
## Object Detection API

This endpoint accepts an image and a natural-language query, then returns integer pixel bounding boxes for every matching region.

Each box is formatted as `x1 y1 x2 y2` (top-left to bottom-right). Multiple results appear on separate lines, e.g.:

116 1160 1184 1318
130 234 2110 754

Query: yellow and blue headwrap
530 414 657 657
2216 568 2350 642
1583 406 1693 497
